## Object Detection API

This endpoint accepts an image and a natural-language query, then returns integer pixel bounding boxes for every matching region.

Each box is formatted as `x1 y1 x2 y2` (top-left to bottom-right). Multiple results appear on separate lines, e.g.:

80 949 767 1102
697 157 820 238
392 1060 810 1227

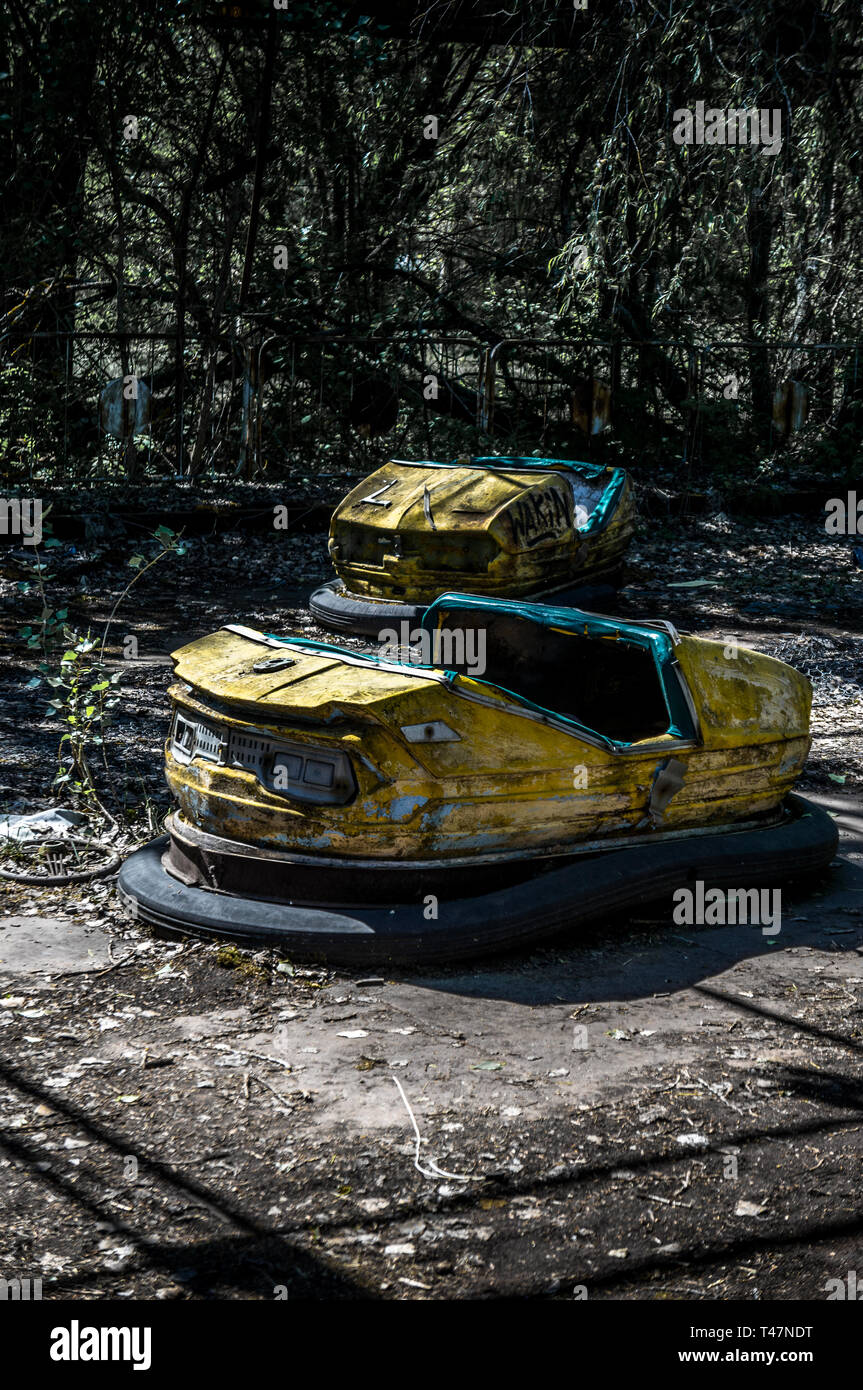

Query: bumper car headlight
267 748 355 804
169 710 356 806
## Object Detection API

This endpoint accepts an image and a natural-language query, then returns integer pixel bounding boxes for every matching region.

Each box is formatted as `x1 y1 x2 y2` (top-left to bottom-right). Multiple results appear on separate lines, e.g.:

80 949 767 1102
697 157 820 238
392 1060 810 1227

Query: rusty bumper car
118 595 837 964
309 455 636 635
118 597 833 967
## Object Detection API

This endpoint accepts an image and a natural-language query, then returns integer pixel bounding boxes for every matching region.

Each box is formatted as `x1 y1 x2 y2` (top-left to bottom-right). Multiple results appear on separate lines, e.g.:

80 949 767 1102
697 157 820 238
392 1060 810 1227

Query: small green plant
47 635 123 799
18 521 187 807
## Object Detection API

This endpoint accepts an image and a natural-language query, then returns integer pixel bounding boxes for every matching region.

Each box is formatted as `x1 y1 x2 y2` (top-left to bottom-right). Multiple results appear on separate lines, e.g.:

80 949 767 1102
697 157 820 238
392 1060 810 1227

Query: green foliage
16 522 187 802
44 637 123 798
0 2 861 485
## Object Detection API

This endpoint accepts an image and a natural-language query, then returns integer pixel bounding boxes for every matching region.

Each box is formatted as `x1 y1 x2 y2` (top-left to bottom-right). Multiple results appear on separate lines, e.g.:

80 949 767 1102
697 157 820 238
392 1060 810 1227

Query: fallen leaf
356 1056 385 1071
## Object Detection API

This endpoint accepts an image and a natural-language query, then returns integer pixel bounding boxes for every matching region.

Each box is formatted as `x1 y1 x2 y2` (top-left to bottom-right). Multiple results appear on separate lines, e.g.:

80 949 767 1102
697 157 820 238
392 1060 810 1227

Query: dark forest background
2 0 862 498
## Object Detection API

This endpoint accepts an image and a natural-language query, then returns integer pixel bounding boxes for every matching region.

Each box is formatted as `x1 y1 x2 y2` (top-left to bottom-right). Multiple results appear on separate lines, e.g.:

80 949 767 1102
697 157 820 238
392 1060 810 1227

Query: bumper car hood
170 623 447 724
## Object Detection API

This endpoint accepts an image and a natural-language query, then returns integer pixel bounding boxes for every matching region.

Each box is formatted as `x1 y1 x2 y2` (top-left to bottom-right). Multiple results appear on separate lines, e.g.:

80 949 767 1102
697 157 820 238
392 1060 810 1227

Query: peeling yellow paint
164 623 813 864
327 459 636 602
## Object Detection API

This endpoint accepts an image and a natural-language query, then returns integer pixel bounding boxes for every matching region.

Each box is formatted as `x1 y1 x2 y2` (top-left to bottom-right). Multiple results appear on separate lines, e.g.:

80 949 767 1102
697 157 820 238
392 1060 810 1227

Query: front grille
333 522 388 566
411 533 499 572
335 522 499 574
169 709 356 805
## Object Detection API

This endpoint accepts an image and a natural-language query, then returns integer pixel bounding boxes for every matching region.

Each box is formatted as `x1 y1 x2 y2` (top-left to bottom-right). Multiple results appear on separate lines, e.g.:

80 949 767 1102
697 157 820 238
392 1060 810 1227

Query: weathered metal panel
328 457 635 604
164 622 812 863
571 377 612 435
99 377 151 439
772 379 811 437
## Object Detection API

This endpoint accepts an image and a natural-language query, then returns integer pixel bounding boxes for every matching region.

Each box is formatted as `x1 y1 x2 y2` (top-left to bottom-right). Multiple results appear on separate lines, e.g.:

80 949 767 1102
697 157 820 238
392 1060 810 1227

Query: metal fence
2 326 860 484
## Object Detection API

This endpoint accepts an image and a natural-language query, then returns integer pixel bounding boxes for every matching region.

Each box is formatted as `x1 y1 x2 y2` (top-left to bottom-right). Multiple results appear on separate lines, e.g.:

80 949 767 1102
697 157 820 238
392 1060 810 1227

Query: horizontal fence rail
1 329 860 484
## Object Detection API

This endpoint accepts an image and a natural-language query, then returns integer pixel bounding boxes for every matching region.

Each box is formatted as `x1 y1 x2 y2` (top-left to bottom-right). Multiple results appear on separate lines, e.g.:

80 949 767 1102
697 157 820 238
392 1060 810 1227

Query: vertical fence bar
175 320 185 479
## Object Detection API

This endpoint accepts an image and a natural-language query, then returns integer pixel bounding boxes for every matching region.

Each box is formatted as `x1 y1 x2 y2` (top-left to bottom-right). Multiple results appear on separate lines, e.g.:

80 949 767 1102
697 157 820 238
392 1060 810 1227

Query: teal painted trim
470 457 627 535
258 590 695 749
389 456 626 534
420 593 696 747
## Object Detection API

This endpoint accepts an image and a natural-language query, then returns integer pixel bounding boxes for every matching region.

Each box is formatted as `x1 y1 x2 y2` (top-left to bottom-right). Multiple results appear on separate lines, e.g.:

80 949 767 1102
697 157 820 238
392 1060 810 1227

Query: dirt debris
1 508 861 1299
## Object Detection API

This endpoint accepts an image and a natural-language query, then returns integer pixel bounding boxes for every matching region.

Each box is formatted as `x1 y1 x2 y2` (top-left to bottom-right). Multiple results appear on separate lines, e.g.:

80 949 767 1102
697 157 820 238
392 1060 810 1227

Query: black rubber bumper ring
116 794 838 965
308 577 621 637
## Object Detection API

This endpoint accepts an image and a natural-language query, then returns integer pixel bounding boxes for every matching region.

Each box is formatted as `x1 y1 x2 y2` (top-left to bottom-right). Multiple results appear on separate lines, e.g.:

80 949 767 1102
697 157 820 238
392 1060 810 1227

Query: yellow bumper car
309 456 636 634
118 595 837 963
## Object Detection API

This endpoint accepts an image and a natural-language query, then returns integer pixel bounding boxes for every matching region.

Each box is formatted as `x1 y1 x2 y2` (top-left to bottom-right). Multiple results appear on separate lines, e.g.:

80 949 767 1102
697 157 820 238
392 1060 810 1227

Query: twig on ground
391 1074 474 1183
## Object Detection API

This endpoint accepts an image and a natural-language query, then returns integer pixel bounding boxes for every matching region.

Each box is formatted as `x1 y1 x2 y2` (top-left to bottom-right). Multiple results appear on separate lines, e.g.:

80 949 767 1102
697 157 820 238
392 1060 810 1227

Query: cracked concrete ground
0 793 860 1300
1 510 861 1299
